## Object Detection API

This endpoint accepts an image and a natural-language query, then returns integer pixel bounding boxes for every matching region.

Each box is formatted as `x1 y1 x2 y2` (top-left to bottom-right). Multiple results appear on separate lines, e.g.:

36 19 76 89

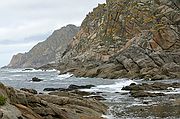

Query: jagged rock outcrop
0 82 107 119
7 25 79 68
58 0 180 79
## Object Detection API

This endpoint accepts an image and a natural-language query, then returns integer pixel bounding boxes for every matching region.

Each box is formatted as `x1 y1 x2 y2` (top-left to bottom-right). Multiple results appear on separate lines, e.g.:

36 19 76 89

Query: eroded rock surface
56 0 180 79
0 82 107 119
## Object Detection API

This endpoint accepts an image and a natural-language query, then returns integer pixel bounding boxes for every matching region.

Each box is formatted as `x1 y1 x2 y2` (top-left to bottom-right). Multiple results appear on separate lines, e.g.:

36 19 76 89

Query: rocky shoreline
2 0 180 118
109 81 180 118
0 82 107 119
0 72 180 119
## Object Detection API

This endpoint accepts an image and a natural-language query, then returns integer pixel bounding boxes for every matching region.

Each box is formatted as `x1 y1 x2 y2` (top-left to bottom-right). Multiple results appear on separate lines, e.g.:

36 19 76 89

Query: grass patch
0 95 6 106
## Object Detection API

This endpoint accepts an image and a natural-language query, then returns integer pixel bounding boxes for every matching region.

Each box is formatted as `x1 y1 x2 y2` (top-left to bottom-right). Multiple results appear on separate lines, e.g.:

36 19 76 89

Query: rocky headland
55 0 180 80
6 25 79 68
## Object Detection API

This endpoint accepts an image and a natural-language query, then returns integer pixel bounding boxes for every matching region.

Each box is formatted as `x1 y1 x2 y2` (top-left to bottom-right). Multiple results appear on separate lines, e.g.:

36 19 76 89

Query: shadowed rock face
7 25 79 68
58 0 180 79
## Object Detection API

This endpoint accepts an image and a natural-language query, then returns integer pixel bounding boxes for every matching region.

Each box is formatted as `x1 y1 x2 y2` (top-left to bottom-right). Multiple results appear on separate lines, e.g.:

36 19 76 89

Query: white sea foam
101 114 115 119
21 69 45 72
57 73 73 79
12 74 21 77
81 79 136 93
147 88 180 95
6 68 57 73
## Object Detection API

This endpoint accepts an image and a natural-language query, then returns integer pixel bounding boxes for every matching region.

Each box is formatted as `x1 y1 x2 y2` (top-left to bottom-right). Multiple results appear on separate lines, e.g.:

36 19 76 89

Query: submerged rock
68 84 95 90
43 84 95 92
43 88 62 91
130 90 165 98
32 77 43 82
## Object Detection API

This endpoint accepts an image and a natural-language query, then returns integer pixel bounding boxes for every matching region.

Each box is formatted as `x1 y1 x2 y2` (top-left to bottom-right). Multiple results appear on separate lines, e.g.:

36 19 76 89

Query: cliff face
7 25 79 68
59 0 180 79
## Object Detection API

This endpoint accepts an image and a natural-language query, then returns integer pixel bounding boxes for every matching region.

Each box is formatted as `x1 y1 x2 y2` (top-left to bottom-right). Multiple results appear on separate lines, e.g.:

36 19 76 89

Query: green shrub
0 95 6 106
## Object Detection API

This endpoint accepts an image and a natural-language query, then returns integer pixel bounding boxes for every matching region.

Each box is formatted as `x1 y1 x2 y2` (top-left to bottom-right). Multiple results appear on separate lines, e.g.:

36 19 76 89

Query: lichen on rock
58 0 180 79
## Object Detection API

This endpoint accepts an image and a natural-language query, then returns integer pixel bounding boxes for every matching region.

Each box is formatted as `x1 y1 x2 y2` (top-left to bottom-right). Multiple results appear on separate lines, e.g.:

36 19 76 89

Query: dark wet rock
68 84 95 90
122 82 180 98
70 90 95 96
84 95 106 101
32 77 43 82
122 82 180 91
122 83 145 91
43 88 64 92
43 84 95 92
22 68 33 71
143 101 149 104
172 82 180 88
20 88 37 94
130 91 165 98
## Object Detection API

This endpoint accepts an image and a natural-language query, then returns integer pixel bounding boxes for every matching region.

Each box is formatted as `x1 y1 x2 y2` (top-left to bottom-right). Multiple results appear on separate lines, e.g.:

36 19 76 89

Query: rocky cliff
7 25 79 68
58 0 180 79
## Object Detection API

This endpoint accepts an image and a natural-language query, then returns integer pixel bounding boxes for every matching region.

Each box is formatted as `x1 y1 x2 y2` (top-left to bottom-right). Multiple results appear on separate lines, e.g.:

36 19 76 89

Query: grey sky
0 0 106 67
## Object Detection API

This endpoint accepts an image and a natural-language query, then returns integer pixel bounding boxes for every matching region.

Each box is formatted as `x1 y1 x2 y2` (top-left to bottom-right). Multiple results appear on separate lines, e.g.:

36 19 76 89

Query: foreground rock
0 82 107 119
43 84 106 101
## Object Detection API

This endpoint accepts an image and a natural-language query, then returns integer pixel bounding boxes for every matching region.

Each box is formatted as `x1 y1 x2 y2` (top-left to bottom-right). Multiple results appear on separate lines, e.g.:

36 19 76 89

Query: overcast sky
0 0 106 67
